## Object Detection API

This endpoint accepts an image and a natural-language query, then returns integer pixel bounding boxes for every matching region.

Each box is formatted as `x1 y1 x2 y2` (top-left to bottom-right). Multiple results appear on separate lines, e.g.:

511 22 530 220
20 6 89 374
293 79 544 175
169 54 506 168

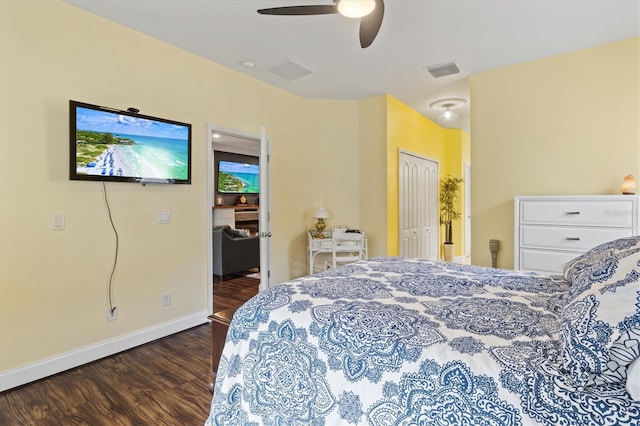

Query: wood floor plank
213 275 259 314
0 275 259 425
0 325 212 425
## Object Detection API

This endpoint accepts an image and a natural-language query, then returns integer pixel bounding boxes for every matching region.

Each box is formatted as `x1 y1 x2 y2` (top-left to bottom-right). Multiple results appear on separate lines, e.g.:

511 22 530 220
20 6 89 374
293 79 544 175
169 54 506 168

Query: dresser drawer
519 249 579 274
520 225 633 251
520 200 634 227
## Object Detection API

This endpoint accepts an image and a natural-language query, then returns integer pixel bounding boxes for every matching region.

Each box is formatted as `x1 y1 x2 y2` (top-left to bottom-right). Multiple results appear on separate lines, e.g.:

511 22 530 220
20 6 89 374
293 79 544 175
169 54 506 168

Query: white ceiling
63 0 639 134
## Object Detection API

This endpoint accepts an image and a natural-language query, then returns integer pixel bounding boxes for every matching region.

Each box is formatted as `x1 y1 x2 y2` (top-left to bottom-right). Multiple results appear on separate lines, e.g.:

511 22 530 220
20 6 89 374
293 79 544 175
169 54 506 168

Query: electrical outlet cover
162 293 171 306
107 307 117 321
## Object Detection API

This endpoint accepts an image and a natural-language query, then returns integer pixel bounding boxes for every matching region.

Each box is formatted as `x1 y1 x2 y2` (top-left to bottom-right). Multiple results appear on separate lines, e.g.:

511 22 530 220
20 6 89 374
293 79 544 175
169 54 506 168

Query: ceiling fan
257 0 385 48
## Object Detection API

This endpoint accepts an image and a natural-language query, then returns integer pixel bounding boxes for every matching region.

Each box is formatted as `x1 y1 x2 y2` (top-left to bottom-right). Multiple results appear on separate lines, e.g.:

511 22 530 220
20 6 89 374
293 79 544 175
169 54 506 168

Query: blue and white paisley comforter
206 257 640 425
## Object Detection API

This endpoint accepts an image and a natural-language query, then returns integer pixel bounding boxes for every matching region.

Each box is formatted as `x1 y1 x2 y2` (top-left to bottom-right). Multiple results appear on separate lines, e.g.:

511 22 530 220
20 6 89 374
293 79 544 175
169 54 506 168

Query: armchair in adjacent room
212 225 260 278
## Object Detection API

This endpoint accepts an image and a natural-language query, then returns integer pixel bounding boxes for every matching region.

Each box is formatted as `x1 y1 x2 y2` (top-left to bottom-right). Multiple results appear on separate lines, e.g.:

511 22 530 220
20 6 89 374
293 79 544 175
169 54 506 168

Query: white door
399 157 419 256
258 127 271 291
398 151 438 259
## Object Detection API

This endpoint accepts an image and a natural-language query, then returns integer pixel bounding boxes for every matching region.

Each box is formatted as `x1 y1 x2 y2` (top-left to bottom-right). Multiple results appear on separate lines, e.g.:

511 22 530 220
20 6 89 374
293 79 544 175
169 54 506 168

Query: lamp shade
337 0 376 18
313 206 330 219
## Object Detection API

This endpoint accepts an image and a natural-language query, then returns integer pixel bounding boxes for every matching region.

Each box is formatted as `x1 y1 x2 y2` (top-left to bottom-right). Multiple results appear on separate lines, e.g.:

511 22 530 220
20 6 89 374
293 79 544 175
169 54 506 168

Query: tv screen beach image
74 107 189 180
218 160 260 193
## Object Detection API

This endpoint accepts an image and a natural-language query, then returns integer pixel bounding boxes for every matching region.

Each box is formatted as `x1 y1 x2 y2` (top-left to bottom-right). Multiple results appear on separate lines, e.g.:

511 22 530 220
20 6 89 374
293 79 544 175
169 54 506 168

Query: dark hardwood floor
0 274 259 426
213 273 260 314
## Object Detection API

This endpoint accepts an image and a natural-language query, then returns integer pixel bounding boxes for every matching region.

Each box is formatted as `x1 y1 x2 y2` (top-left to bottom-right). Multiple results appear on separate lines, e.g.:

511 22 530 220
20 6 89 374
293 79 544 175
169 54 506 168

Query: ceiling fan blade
257 5 338 16
359 0 384 48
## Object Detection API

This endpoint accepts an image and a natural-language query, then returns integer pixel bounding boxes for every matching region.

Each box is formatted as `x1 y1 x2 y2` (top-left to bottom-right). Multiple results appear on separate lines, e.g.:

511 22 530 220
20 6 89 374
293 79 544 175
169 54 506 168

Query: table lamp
313 205 330 238
621 174 637 195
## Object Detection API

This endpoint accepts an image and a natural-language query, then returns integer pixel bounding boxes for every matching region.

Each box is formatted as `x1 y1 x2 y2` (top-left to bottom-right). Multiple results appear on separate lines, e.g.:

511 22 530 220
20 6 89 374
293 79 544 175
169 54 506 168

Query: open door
207 125 271 314
258 126 271 291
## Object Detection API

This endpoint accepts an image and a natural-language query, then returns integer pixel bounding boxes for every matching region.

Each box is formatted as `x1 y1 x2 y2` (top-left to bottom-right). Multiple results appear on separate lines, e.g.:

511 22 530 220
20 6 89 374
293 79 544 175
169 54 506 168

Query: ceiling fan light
337 0 376 18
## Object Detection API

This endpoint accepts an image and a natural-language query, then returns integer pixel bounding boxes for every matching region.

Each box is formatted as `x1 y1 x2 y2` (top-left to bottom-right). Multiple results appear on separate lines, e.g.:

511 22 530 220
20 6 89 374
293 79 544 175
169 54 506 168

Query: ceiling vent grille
268 60 313 81
425 62 460 78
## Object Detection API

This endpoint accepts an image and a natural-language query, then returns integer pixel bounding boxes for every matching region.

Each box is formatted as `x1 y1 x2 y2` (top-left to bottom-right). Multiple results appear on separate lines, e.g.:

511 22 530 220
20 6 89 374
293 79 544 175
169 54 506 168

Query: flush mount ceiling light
337 0 376 18
429 98 467 122
440 108 457 121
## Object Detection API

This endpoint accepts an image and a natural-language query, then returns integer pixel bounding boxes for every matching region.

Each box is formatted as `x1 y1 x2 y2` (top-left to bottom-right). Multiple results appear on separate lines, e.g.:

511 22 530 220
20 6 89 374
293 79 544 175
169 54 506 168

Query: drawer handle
565 211 581 215
565 237 581 241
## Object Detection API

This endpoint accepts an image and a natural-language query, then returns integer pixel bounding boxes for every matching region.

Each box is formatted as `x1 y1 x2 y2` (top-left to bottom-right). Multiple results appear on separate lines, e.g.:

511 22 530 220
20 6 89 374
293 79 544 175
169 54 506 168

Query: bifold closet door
399 152 438 260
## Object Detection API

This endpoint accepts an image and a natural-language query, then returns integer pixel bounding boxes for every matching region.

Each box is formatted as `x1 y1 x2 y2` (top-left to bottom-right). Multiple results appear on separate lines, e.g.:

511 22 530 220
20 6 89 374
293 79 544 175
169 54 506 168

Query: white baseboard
0 310 209 392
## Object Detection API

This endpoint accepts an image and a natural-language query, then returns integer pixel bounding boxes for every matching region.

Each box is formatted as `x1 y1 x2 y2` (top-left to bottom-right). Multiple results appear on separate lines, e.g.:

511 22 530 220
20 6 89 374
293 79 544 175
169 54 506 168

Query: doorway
206 125 270 315
398 151 438 260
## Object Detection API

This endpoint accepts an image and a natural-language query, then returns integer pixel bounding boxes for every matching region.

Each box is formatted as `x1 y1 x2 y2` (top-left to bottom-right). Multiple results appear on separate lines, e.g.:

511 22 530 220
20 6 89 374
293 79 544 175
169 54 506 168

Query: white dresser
514 195 639 274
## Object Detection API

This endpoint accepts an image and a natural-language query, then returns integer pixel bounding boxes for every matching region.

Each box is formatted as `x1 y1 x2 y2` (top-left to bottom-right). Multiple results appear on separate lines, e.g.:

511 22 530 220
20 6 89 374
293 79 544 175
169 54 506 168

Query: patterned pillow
560 236 640 387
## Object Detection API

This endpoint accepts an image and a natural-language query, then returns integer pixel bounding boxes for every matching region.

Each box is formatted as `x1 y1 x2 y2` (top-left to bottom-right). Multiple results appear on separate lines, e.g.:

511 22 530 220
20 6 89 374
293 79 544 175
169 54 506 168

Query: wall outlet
162 292 171 306
107 307 117 321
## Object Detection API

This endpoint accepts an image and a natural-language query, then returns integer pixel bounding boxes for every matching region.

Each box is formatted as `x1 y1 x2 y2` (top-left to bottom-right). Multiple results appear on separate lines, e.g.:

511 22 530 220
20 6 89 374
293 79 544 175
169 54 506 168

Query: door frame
464 162 471 259
206 124 271 315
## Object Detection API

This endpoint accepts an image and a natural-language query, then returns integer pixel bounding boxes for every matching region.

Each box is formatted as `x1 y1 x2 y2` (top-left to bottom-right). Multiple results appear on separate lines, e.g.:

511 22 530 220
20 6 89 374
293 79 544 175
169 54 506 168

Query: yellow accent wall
385 96 469 257
386 95 446 255
470 37 640 268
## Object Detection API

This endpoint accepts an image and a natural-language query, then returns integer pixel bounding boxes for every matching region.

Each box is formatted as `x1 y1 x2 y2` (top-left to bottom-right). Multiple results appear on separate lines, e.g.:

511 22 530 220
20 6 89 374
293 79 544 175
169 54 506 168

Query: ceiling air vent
425 62 460 78
268 60 313 81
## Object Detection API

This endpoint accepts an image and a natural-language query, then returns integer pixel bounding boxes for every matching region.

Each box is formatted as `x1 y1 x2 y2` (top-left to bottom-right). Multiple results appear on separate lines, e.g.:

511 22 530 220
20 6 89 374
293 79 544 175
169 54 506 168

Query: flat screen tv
69 100 192 184
217 158 260 194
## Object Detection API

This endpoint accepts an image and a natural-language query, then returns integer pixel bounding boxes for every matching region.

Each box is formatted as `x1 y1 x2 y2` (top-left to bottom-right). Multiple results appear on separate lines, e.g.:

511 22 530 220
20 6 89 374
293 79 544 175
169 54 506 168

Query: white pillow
628 356 640 401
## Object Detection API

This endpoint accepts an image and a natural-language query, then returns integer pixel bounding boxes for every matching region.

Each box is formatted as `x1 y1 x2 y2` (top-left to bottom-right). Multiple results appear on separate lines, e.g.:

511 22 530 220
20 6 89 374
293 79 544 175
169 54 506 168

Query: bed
206 236 640 425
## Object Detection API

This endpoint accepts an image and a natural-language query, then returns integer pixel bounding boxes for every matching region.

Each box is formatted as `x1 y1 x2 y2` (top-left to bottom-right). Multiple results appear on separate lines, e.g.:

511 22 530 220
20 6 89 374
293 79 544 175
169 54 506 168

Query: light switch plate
53 214 65 230
158 211 171 224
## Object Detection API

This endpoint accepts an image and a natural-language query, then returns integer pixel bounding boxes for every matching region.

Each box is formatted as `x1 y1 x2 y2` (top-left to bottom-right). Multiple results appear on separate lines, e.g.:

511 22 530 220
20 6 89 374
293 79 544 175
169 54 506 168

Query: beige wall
305 99 361 230
470 37 640 268
0 0 359 383
8 0 628 389
357 95 389 257
303 99 360 270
